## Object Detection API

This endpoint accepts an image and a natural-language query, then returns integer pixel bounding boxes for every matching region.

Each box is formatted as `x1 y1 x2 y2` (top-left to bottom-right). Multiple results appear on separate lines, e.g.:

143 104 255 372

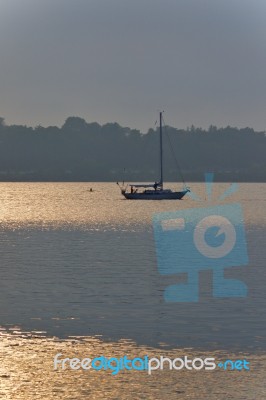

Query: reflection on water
0 183 265 398
0 329 265 400
0 182 265 230
0 226 265 349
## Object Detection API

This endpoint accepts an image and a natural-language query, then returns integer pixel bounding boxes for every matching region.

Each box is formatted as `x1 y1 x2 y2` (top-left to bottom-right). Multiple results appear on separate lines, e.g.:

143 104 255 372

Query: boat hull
122 190 189 200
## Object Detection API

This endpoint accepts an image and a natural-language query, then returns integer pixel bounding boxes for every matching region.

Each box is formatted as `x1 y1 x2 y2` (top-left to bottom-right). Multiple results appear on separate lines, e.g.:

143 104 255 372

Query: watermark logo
152 173 249 302
53 353 250 375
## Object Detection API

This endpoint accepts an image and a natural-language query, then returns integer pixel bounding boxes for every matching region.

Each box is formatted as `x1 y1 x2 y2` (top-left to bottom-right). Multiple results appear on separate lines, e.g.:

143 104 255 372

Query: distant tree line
0 116 265 182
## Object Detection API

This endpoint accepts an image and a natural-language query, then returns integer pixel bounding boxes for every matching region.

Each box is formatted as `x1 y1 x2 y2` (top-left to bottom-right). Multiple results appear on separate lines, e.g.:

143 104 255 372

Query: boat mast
159 111 163 188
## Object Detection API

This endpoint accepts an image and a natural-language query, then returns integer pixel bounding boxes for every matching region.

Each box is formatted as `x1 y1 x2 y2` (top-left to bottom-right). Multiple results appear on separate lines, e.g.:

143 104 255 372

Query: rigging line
150 119 160 181
135 119 158 182
154 118 161 181
162 115 186 185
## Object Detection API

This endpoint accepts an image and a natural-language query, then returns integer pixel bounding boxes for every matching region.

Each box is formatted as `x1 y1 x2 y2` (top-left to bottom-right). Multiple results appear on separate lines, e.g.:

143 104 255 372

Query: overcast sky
0 0 266 132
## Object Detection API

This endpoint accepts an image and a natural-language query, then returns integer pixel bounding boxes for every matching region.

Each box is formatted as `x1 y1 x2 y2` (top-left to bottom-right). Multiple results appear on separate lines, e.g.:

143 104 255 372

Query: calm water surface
0 182 265 399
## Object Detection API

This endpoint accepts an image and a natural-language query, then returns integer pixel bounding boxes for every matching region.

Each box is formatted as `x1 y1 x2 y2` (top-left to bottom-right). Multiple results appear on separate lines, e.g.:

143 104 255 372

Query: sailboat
118 112 190 200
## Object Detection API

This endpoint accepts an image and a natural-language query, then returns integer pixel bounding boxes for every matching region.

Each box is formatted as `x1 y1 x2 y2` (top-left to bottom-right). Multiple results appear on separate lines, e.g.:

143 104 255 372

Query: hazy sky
0 0 266 132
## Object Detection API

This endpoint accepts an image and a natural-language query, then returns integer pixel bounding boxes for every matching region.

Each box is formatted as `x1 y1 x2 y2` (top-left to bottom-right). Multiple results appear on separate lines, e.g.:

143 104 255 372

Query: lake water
0 182 265 399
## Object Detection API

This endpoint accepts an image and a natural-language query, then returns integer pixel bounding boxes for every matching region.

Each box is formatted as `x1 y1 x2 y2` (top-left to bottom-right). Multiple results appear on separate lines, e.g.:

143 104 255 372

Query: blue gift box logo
152 174 249 302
